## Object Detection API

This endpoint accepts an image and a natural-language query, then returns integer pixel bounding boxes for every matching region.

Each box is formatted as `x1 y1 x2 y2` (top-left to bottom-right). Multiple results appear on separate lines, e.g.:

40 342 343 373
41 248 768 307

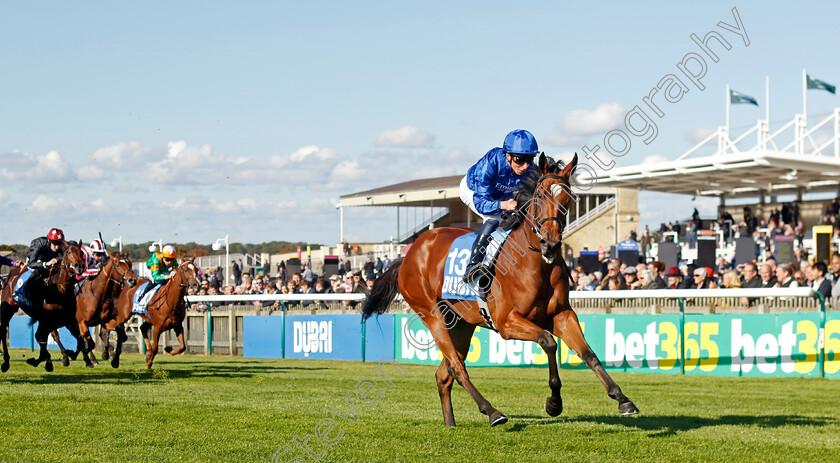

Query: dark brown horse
75 252 137 367
0 241 89 372
115 257 199 368
363 154 638 426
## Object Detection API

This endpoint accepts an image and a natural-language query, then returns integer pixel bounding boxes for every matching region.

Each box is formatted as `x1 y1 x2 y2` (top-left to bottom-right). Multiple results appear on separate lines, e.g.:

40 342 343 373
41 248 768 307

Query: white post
766 76 770 126
725 84 731 136
339 206 344 244
224 236 230 286
835 108 840 158
803 68 808 122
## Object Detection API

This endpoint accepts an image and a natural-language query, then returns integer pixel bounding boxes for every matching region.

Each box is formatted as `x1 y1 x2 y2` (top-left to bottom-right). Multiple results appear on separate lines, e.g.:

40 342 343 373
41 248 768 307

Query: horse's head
526 153 577 264
109 252 138 288
174 258 201 292
62 241 85 276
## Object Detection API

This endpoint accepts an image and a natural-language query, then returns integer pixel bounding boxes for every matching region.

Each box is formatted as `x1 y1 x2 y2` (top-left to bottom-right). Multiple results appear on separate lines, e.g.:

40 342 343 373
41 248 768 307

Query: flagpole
803 68 807 121
766 76 770 124
725 84 730 136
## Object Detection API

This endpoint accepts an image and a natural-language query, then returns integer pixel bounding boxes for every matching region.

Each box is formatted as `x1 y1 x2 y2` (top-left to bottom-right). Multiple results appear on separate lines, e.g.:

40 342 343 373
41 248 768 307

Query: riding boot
462 219 500 285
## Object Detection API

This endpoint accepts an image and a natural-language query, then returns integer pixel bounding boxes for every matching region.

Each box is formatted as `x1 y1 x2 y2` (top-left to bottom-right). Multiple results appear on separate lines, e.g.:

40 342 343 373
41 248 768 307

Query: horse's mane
500 157 564 231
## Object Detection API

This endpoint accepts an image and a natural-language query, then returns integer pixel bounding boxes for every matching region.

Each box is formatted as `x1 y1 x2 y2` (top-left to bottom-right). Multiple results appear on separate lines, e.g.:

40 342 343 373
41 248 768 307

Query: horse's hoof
61 355 70 367
164 346 173 354
489 412 508 427
102 351 110 361
619 401 639 416
111 358 120 369
545 396 563 417
45 360 54 372
1 363 9 373
26 358 39 367
67 351 79 361
85 362 94 368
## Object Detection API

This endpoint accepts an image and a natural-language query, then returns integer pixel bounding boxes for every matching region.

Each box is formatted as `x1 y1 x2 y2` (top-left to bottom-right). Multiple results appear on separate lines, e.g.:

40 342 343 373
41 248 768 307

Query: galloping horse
75 252 137 367
0 241 89 372
115 258 199 369
363 154 638 426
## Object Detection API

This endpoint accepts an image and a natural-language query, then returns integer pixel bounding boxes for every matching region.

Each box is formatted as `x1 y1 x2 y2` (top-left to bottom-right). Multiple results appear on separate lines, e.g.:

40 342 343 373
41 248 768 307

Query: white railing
679 109 840 159
564 196 616 235
398 207 450 242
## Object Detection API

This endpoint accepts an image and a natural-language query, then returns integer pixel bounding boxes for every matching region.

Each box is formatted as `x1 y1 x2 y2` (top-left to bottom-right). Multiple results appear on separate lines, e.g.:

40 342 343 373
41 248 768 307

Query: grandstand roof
591 150 840 198
591 111 840 199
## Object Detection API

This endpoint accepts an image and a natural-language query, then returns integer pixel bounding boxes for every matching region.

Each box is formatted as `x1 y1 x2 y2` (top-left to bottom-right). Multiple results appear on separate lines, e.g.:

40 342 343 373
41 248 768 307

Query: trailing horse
0 241 90 372
363 153 638 426
75 252 137 367
115 258 200 369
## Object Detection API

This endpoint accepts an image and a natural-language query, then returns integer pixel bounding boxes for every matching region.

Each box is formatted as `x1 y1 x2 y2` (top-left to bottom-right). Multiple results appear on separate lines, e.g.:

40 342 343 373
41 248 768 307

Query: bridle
170 263 199 288
523 173 569 253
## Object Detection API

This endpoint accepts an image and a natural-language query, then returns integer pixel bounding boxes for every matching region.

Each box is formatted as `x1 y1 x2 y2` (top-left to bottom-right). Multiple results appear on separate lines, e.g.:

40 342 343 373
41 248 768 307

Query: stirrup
462 263 486 285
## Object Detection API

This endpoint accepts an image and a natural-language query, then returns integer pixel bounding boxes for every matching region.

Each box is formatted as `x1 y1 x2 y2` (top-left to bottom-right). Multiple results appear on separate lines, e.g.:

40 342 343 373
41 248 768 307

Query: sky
2 2 839 247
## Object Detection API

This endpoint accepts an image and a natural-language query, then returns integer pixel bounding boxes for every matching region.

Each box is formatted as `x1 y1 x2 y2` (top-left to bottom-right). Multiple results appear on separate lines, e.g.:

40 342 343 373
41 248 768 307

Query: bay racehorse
75 252 137 367
0 240 90 372
115 257 199 368
363 153 638 426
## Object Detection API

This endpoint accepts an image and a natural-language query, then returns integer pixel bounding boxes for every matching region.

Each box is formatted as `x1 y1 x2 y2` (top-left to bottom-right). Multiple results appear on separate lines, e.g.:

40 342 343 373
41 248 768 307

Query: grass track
0 349 838 462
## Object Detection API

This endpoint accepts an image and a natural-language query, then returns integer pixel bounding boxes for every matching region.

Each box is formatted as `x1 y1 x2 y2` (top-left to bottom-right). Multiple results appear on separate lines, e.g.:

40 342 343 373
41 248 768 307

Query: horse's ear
538 152 547 174
561 152 578 178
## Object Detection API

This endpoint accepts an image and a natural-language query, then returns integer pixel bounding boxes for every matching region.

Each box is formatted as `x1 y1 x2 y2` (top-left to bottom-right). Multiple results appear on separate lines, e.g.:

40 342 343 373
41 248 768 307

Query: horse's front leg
553 309 639 415
164 322 186 355
496 311 564 416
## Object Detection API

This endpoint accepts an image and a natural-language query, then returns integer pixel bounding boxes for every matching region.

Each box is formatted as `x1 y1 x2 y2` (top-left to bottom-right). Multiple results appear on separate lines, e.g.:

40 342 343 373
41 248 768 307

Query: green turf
0 349 837 462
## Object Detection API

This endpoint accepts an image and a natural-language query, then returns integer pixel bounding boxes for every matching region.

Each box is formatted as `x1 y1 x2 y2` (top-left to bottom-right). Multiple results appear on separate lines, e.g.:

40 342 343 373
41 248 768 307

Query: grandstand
338 107 840 267
337 175 640 256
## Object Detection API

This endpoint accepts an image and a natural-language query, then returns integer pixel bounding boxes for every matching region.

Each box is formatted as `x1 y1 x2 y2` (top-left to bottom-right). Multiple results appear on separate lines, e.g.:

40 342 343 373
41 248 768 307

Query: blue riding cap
503 129 539 155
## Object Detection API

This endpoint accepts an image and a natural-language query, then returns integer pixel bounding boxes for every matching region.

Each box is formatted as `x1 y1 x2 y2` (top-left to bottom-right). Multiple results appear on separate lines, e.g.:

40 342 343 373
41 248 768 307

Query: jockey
136 245 179 301
459 129 539 283
25 228 66 273
16 228 66 303
80 239 110 280
147 245 179 283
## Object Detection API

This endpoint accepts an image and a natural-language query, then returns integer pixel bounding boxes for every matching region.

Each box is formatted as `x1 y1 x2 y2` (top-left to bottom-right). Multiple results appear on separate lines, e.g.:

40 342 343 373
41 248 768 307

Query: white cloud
544 103 625 147
88 141 163 171
0 150 74 183
0 189 7 203
74 165 106 182
375 126 435 148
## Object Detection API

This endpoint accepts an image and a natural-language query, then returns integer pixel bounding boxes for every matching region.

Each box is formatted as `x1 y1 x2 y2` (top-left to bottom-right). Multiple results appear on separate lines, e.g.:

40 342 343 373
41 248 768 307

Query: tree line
0 241 319 261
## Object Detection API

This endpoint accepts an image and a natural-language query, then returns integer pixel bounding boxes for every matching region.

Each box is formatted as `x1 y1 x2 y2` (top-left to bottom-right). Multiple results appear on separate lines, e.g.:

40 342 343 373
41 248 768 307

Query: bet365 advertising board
395 313 840 378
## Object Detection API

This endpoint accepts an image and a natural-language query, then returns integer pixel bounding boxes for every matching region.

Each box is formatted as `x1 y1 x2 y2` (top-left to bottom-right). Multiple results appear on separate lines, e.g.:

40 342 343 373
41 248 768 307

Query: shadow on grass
0 360 329 384
505 413 838 437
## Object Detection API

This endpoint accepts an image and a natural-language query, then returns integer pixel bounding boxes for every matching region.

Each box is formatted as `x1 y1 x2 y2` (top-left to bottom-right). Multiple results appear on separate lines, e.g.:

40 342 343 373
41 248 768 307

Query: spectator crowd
187 256 392 312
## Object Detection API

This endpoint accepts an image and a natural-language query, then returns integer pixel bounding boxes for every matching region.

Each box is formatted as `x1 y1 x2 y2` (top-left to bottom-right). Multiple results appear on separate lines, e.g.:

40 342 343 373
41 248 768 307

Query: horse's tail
362 258 402 321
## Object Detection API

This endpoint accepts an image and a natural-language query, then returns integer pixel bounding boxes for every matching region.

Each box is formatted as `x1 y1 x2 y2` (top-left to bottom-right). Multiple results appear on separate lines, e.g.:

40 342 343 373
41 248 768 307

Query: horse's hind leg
553 309 639 415
435 318 476 427
413 308 504 426
50 330 73 366
164 322 186 355
99 327 111 361
110 325 127 368
28 324 54 372
145 323 162 369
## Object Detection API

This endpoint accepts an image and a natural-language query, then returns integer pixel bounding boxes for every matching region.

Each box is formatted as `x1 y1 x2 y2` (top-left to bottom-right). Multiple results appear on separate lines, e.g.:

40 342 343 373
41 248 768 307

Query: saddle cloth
13 269 36 308
132 282 161 314
441 228 512 301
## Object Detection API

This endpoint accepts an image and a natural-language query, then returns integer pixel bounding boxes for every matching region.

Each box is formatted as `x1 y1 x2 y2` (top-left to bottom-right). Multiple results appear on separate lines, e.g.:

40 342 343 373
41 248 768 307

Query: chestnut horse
0 241 89 372
363 154 638 426
115 258 199 368
75 252 137 367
